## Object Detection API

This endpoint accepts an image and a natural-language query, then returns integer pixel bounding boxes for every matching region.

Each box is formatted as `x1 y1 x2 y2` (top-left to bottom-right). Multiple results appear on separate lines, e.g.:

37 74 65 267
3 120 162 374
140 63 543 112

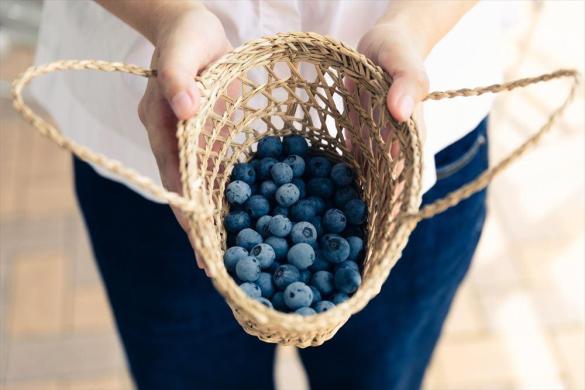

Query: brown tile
8 251 68 337
72 285 115 333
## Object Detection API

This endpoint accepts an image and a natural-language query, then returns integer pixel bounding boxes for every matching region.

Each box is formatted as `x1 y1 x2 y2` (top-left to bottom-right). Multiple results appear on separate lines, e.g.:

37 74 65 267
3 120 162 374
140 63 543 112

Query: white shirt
32 0 505 201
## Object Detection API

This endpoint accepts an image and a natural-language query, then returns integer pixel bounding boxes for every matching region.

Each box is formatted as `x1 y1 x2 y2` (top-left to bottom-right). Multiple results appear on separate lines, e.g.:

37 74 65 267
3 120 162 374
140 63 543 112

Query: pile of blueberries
223 135 366 316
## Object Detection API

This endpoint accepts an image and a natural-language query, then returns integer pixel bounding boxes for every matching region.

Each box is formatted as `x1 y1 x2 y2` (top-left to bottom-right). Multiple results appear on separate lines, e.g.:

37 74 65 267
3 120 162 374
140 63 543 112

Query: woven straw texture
11 32 579 347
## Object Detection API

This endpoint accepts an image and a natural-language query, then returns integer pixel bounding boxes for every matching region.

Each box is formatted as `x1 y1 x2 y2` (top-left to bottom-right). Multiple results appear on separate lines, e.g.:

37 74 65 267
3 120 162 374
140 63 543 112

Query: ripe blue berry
240 282 261 298
250 243 276 268
255 215 272 238
310 286 322 303
256 272 275 298
283 135 309 156
275 183 300 207
295 307 316 316
322 208 347 234
226 180 252 205
283 155 306 177
346 236 364 262
334 268 361 294
287 243 315 270
272 291 287 311
320 234 350 263
236 228 263 250
273 264 301 290
290 199 317 221
235 256 260 282
259 180 278 199
300 269 311 284
292 178 306 198
310 271 334 295
306 196 326 215
256 297 274 308
224 211 251 233
270 162 294 185
335 261 359 273
332 292 350 304
224 246 248 273
333 186 359 208
284 282 313 310
307 178 335 199
314 300 335 313
309 250 331 272
258 157 278 179
290 222 318 246
245 195 270 218
268 215 292 237
265 236 289 261
307 215 323 236
330 162 355 187
231 163 256 185
271 206 289 217
257 136 283 158
307 156 332 177
344 199 367 225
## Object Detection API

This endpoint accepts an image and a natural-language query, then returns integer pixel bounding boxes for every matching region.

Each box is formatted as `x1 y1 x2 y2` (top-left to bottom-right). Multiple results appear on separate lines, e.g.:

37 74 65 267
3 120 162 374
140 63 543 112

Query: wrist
146 1 207 44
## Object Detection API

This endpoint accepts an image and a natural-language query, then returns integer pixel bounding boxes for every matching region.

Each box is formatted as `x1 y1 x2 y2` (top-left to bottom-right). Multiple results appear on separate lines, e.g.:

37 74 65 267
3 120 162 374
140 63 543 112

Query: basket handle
404 69 580 222
11 59 200 215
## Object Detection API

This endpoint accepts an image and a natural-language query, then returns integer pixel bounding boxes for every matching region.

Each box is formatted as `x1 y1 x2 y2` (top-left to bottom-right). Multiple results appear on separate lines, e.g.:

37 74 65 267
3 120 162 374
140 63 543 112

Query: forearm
380 0 477 57
94 0 204 44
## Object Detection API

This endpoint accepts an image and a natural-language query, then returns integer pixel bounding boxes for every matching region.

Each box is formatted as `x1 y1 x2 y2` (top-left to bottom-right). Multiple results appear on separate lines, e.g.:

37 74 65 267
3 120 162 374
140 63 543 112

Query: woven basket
12 32 579 347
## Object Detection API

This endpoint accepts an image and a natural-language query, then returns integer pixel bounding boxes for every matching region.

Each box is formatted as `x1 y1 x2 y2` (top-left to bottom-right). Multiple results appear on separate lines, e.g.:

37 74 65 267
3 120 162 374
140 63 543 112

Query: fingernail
171 91 192 119
398 95 414 121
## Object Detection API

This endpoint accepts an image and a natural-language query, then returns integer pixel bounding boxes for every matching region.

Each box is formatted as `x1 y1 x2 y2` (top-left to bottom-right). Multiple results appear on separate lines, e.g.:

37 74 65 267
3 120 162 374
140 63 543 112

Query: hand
137 7 231 252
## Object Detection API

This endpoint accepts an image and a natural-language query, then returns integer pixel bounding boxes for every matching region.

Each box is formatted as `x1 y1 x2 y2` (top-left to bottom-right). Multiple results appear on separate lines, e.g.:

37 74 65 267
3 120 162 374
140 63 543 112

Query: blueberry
287 243 315 270
283 155 306 177
346 236 364 262
275 183 300 207
266 260 280 274
236 228 263 250
259 180 278 199
290 199 317 221
334 186 359 208
273 264 301 290
256 272 275 298
334 268 362 294
235 256 261 282
258 157 278 179
250 243 275 268
225 180 252 205
332 292 350 304
271 206 289 217
335 260 359 273
268 215 292 237
240 282 261 298
245 195 270 218
231 163 256 185
310 286 322 303
300 269 311 284
322 208 347 234
272 291 287 311
271 162 293 185
320 234 350 263
249 182 258 195
295 307 316 316
314 300 335 313
292 178 306 199
223 246 248 273
309 251 331 272
344 199 367 225
307 156 332 177
290 222 318 246
330 162 355 187
224 211 251 233
284 282 313 310
342 224 364 239
283 135 309 156
255 215 272 238
250 158 261 172
257 136 283 158
307 216 323 236
310 271 334 295
306 196 327 215
307 178 335 199
256 297 274 308
265 236 289 261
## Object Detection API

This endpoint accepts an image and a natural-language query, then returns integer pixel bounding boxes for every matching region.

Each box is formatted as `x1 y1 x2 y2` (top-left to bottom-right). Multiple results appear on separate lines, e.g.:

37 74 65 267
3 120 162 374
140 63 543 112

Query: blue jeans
74 119 488 390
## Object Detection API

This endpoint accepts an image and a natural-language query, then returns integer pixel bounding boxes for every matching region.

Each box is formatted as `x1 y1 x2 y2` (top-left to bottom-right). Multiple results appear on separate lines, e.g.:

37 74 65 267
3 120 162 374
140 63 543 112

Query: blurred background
0 1 583 389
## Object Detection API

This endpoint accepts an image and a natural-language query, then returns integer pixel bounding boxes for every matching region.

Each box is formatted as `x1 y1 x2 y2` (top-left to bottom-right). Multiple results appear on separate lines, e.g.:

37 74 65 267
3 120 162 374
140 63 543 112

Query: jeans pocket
436 133 486 181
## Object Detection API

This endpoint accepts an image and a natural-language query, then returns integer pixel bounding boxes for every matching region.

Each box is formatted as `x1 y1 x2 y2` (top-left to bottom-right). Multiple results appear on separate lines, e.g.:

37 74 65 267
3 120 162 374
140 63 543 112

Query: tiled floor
1 2 584 389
